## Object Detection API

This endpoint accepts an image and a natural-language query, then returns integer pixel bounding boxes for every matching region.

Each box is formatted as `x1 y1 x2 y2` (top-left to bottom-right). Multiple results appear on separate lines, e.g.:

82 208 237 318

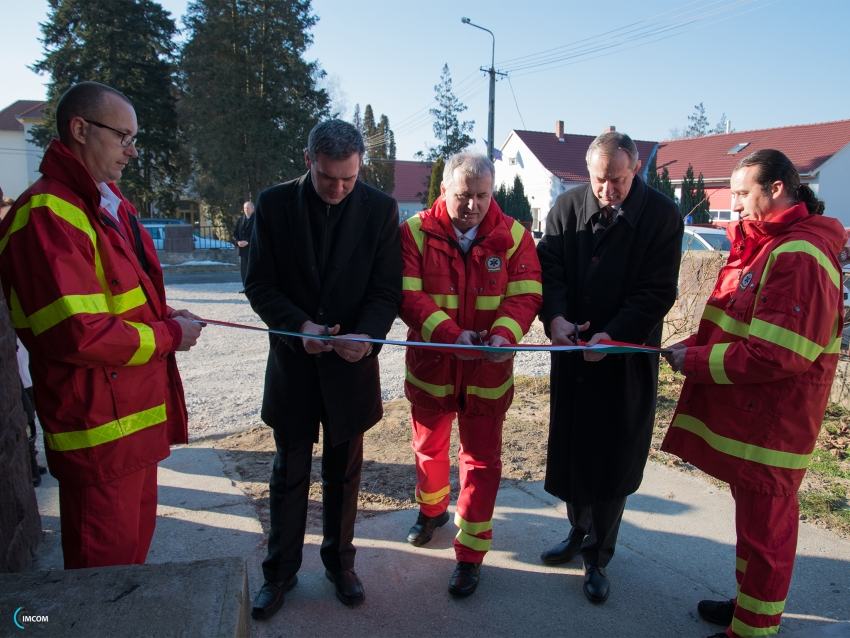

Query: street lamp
462 17 497 163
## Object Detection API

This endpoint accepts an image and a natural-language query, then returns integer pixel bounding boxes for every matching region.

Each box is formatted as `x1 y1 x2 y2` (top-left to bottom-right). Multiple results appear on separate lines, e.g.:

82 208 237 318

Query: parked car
143 223 234 250
682 226 731 252
841 264 850 321
138 217 188 227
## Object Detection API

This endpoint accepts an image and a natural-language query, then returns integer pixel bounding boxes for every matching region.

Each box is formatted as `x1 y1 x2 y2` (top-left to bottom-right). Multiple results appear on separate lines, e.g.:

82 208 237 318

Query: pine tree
179 0 328 226
493 182 509 214
646 154 660 190
426 157 444 209
659 167 676 202
357 105 395 195
679 165 696 220
685 102 710 138
713 113 731 135
420 64 474 162
31 0 184 216
508 175 533 222
692 172 711 224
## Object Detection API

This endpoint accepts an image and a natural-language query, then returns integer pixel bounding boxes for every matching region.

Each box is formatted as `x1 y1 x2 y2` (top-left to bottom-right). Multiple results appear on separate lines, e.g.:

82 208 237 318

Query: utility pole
462 17 506 163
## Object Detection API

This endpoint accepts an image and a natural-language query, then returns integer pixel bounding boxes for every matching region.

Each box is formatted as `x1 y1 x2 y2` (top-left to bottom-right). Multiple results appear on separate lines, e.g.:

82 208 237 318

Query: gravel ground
167 282 551 439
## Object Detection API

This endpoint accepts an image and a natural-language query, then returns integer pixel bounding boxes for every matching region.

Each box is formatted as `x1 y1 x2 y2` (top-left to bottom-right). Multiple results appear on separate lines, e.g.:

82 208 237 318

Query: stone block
0 557 251 636
0 286 41 573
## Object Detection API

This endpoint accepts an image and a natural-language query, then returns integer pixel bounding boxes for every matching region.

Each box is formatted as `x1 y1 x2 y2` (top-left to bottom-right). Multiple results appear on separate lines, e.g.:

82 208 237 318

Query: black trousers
261 428 363 583
565 496 627 568
239 254 248 286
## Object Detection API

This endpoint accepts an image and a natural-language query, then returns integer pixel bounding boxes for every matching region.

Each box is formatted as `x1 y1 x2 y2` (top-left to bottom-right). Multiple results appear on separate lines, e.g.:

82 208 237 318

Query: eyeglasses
83 119 137 147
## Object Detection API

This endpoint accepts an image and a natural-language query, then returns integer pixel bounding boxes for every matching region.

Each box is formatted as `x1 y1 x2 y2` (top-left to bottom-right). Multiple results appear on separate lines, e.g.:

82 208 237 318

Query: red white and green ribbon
195 318 669 355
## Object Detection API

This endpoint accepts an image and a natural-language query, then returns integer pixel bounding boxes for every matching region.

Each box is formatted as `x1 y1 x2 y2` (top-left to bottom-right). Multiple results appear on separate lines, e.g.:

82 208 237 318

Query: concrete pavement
28 445 850 637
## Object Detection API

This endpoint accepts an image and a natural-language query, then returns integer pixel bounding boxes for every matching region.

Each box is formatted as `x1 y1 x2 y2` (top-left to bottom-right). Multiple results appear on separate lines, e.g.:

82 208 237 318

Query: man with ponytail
662 149 846 637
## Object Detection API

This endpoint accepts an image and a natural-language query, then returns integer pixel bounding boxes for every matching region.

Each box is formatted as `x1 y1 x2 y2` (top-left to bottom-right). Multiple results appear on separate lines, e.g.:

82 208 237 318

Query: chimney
555 120 564 140
603 125 616 133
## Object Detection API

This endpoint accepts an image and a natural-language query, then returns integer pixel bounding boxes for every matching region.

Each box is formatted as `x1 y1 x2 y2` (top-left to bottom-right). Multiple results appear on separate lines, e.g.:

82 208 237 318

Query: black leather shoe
448 562 481 597
698 598 735 626
407 510 450 547
583 565 609 603
251 574 297 620
326 569 364 605
540 537 583 565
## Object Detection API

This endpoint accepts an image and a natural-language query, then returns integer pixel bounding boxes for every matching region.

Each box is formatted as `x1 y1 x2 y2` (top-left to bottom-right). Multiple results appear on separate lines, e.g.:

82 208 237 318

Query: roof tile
0 100 46 132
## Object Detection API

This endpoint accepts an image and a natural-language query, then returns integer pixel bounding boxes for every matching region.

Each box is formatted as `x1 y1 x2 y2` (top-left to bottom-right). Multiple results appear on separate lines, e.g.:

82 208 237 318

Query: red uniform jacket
399 198 542 416
662 204 846 495
0 140 188 487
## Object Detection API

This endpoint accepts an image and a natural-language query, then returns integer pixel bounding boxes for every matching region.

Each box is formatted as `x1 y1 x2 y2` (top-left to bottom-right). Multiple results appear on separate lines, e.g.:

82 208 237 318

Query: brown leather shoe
407 510 450 547
251 574 297 620
448 562 481 597
326 569 365 605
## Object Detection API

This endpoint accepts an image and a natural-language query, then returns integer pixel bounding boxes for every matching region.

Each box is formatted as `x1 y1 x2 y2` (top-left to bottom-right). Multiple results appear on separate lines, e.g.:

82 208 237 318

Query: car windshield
694 232 730 251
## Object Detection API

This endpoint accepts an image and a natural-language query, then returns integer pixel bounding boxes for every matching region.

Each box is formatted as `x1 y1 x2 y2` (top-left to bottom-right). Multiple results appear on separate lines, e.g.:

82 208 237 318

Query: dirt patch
212 369 849 537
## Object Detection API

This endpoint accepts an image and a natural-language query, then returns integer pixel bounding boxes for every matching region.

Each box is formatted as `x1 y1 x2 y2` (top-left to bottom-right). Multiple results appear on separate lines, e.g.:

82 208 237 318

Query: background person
536 131 683 604
245 119 401 619
662 149 845 638
399 152 542 597
0 81 202 569
233 200 255 293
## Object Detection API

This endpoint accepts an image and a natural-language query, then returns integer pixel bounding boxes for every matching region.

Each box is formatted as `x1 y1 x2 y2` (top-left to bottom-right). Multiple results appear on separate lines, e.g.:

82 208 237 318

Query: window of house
508 156 517 165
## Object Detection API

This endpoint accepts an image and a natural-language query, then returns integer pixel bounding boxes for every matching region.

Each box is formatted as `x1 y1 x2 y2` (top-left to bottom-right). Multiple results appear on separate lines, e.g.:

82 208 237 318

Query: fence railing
192 226 236 250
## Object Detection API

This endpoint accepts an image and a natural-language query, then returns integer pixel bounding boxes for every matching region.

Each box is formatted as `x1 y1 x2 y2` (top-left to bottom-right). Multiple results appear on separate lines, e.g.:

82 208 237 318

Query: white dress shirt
452 222 480 253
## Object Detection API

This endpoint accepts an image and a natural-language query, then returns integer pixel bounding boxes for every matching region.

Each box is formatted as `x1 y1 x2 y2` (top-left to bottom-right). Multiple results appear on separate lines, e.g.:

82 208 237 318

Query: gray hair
307 119 365 161
585 131 639 169
442 152 495 187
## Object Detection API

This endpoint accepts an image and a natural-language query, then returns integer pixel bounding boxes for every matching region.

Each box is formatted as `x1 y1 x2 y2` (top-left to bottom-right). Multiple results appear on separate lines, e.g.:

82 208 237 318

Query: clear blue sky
1 0 848 161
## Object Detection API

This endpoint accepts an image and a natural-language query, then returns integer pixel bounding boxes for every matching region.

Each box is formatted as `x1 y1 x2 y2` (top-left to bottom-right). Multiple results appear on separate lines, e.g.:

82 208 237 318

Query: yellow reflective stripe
430 293 459 309
492 316 523 342
506 220 525 260
405 367 455 397
475 295 503 310
0 200 33 255
826 335 841 354
672 414 811 470
750 318 823 362
416 485 450 505
736 557 748 573
709 343 733 385
422 310 451 342
112 286 146 314
455 511 493 534
125 321 156 366
765 240 839 291
28 294 109 336
737 592 786 617
44 403 166 452
702 304 750 338
456 530 492 552
406 215 425 255
505 280 542 296
730 617 780 636
403 277 423 291
9 288 28 329
467 375 514 400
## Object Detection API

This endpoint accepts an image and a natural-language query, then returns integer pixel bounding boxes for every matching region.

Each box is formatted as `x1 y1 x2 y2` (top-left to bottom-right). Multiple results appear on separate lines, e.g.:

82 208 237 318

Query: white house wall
0 130 31 200
813 144 850 226
495 133 577 232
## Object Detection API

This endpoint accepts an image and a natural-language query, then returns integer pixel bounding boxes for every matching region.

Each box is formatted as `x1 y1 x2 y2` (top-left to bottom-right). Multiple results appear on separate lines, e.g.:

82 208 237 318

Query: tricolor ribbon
195 318 669 356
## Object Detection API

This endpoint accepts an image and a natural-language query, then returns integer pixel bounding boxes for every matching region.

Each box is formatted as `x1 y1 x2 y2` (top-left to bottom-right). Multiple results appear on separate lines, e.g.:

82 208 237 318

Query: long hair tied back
735 149 825 215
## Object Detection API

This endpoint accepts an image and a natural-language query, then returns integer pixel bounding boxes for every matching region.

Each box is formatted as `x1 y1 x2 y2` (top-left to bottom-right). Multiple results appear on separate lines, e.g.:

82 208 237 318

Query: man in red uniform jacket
0 82 202 569
663 149 846 638
399 152 542 597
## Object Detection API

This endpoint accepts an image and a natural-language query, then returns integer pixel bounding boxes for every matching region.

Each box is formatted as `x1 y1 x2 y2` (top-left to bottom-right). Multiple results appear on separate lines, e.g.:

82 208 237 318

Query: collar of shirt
452 222 480 252
98 183 122 221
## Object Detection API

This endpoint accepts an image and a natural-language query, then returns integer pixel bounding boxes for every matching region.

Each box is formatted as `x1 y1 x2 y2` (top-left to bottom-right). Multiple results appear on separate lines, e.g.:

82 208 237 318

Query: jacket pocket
105 360 168 421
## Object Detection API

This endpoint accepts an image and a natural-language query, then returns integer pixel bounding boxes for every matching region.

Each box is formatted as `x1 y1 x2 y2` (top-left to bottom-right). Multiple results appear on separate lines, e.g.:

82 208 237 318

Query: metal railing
192 226 236 250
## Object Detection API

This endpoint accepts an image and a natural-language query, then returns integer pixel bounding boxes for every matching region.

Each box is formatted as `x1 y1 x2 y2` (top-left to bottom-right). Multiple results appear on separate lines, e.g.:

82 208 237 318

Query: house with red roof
391 159 432 221
655 119 850 225
495 121 657 233
0 100 46 200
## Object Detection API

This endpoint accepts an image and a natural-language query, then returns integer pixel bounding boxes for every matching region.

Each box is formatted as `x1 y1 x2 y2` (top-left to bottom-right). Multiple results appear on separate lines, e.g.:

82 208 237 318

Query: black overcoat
245 174 402 445
537 177 683 507
233 214 255 257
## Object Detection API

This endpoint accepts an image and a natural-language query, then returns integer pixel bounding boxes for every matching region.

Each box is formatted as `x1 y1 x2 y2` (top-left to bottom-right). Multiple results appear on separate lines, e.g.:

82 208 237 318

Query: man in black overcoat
245 119 402 619
232 200 255 292
536 131 683 604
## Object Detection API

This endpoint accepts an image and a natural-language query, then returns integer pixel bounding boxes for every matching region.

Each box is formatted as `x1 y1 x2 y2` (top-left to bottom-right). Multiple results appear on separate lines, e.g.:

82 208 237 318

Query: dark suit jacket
537 177 683 507
245 174 402 445
233 214 255 257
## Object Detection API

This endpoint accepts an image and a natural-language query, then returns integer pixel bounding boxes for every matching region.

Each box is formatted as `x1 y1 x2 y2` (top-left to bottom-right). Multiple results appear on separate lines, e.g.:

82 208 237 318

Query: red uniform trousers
411 404 503 563
59 464 158 569
727 485 798 638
